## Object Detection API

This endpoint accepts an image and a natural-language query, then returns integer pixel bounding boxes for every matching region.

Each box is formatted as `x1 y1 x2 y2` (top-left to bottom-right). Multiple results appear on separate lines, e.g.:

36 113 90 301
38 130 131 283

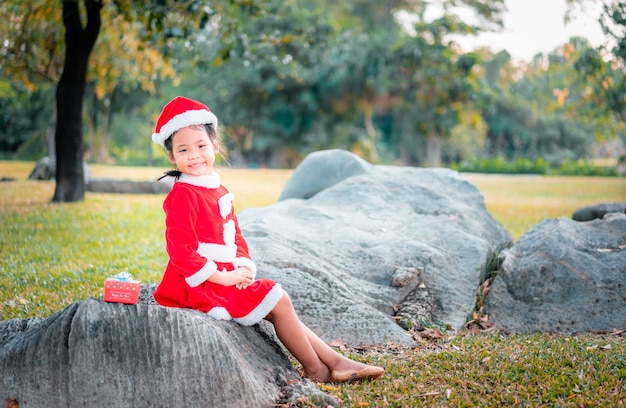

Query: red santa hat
152 96 218 148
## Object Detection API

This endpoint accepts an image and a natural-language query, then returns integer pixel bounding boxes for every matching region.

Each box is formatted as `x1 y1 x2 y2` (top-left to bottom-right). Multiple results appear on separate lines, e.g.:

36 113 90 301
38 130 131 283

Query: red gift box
103 278 141 304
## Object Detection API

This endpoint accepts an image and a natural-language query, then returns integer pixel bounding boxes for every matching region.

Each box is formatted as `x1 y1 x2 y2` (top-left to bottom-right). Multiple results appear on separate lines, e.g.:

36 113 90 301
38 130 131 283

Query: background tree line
1 0 625 201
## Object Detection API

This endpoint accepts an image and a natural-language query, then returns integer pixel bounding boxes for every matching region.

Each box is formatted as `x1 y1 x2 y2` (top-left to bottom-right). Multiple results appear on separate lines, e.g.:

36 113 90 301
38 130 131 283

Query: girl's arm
231 214 257 278
206 267 254 288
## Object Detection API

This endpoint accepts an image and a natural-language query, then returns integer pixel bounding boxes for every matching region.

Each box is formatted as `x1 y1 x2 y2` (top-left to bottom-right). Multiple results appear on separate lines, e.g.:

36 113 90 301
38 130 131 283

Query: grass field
1 160 625 407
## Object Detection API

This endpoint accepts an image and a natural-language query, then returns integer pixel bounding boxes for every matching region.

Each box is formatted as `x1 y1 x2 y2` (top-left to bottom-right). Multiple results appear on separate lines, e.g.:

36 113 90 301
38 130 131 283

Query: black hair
158 123 218 181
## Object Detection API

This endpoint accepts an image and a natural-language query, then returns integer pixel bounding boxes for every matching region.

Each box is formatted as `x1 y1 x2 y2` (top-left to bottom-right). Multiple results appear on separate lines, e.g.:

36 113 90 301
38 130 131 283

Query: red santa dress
153 173 283 325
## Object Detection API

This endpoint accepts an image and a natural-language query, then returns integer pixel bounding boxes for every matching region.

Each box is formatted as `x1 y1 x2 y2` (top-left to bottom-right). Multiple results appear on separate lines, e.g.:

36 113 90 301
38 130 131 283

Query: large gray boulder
0 298 336 408
241 150 513 345
486 213 626 333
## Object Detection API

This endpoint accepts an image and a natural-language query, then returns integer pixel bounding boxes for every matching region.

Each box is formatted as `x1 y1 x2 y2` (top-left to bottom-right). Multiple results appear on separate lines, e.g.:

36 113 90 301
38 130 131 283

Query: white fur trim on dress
177 173 220 189
233 257 257 278
222 220 235 245
207 307 232 321
185 259 218 287
152 109 218 148
197 242 237 262
218 193 234 219
234 283 283 326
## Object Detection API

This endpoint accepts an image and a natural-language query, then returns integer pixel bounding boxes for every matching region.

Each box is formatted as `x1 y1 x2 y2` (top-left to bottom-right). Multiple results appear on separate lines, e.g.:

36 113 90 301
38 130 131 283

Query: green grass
325 331 626 407
463 174 626 241
1 161 625 407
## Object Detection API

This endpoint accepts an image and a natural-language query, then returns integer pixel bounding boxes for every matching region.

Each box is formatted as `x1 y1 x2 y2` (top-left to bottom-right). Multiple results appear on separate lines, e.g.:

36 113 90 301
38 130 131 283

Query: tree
473 38 616 163
372 16 481 166
191 0 505 166
53 0 102 202
0 0 228 202
3 0 507 172
567 1 626 124
597 2 626 121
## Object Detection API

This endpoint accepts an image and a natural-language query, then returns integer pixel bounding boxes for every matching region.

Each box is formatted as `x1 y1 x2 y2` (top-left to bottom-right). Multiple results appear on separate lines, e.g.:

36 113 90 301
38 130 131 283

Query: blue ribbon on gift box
112 271 132 282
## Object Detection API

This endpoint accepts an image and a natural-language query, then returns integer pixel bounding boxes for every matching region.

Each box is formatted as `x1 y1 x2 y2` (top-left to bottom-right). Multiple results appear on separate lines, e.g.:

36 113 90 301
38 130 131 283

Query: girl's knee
280 290 292 305
274 291 294 312
266 290 292 321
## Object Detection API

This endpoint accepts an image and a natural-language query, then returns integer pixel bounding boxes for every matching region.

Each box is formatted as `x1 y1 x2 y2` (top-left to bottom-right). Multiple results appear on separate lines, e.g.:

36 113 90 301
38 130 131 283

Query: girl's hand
209 267 255 288
233 267 254 289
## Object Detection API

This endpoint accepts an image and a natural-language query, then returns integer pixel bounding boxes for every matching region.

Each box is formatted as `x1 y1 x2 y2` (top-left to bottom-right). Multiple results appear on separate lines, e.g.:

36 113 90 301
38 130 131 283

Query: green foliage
2 0 625 171
0 81 54 159
556 159 619 176
451 156 550 174
452 156 619 176
173 0 507 167
596 1 626 122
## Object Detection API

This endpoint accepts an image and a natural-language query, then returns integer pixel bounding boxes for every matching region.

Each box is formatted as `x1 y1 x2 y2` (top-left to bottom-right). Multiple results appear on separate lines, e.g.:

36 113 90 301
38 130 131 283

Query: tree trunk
362 104 378 163
52 0 103 202
426 131 442 167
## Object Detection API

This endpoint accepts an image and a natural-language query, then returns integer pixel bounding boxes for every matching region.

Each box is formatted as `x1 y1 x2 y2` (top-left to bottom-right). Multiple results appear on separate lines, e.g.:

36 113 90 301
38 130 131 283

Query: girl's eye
178 149 187 153
198 144 206 149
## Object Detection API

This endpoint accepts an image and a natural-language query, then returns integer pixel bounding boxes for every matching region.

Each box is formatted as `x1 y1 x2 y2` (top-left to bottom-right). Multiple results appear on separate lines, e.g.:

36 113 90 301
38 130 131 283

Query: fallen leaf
420 328 444 341
416 391 441 397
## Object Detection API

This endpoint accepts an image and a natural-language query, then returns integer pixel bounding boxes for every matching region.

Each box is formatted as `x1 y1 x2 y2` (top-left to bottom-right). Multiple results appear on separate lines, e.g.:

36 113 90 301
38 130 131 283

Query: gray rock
278 148 373 200
241 150 512 344
0 298 333 408
0 317 44 344
391 266 424 288
28 156 56 180
572 202 626 221
86 178 172 194
486 213 626 333
28 156 91 183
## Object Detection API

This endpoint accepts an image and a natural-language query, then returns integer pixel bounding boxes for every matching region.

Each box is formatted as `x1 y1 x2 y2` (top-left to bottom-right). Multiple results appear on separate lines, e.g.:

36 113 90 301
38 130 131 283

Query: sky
453 0 608 62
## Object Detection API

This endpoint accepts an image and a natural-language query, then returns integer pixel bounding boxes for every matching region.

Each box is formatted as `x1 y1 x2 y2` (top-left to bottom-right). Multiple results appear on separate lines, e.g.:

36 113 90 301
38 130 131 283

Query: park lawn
1 160 625 407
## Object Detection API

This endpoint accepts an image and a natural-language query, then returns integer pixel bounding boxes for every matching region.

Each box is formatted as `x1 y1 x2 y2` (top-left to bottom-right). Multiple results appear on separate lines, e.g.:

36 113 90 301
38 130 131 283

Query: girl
151 96 384 383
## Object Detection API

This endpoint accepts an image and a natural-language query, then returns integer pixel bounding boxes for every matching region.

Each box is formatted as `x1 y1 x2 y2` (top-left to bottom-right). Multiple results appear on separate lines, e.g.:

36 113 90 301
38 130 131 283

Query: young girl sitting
151 96 384 383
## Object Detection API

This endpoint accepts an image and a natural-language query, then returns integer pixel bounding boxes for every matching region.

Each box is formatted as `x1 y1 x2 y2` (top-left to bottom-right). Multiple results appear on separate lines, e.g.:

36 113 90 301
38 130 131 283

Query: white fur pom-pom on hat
152 96 218 148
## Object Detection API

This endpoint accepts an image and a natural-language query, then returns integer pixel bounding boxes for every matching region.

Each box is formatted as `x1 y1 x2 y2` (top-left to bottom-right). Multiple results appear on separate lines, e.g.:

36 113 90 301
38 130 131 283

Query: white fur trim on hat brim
152 109 218 148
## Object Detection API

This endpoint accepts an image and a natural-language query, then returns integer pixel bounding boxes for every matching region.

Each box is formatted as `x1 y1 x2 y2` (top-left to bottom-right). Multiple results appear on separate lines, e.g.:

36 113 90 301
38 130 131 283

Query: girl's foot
330 364 385 383
301 366 331 383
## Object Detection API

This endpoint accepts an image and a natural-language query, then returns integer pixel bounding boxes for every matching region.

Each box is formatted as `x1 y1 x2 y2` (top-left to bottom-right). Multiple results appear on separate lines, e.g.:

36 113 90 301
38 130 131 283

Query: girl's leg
300 321 385 382
265 292 331 381
299 321 371 371
266 290 384 382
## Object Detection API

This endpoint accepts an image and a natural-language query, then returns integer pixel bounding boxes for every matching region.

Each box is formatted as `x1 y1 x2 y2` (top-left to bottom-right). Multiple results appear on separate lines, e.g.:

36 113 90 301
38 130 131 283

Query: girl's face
168 126 219 177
